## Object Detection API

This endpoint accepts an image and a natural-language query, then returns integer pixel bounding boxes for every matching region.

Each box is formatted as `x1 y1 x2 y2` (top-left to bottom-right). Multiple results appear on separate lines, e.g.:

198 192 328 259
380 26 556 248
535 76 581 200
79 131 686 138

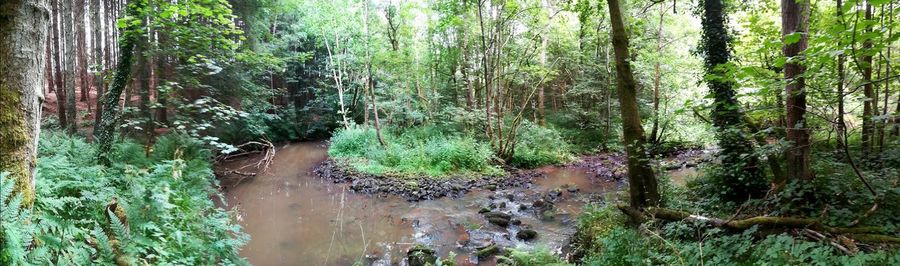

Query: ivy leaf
784 32 803 45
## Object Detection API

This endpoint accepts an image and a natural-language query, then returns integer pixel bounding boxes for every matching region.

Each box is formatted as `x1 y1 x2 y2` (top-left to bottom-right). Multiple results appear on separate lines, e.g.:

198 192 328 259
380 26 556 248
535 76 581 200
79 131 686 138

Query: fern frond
92 225 114 258
107 209 130 241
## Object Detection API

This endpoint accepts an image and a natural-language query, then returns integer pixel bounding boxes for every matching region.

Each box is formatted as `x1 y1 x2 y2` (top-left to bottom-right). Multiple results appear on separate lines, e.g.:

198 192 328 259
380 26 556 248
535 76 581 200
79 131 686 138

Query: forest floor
41 86 148 137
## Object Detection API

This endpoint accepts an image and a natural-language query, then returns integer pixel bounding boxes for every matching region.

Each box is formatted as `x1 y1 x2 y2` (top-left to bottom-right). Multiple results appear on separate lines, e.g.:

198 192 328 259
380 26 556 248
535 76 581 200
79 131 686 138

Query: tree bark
607 0 660 208
63 0 77 134
782 0 813 180
1 0 50 206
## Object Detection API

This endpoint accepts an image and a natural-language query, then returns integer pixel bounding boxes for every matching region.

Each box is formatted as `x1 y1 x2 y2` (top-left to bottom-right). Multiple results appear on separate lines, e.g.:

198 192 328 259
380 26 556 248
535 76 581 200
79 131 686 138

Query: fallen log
617 205 900 244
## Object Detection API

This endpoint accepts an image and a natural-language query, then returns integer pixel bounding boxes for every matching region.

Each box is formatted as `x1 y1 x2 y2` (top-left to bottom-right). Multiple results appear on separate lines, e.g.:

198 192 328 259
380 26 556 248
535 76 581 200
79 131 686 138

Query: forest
0 0 899 264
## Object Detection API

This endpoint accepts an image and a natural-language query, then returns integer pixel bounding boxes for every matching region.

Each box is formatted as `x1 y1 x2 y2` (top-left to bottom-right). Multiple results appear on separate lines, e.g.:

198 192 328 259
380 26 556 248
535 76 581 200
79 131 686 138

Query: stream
218 142 702 266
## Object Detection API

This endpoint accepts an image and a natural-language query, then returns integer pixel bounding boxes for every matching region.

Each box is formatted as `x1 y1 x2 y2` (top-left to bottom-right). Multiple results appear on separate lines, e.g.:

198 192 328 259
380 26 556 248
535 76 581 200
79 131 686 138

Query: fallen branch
215 138 276 173
617 205 899 244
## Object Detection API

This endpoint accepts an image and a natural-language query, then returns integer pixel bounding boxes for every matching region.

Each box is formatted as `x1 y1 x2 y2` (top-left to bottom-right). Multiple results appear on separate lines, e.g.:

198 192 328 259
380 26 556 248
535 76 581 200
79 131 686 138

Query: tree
52 0 67 129
782 0 812 180
96 0 143 162
1 0 50 205
861 1 875 154
76 0 89 102
607 0 660 208
699 0 766 199
63 0 77 133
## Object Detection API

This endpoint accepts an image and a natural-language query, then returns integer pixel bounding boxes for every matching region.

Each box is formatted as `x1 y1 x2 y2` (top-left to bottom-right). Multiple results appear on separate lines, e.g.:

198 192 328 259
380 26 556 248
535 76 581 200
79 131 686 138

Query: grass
327 124 577 177
328 125 502 177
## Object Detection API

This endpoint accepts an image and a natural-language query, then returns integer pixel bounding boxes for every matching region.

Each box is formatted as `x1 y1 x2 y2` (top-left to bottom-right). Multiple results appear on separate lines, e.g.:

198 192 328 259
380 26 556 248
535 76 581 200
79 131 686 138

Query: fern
0 172 34 265
107 209 130 242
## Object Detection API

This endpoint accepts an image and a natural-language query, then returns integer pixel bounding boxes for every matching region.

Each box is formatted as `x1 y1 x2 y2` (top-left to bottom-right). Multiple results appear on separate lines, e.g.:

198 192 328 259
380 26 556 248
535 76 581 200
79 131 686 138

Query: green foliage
574 204 900 266
3 132 247 265
329 126 501 177
510 123 576 168
498 247 569 265
0 173 34 265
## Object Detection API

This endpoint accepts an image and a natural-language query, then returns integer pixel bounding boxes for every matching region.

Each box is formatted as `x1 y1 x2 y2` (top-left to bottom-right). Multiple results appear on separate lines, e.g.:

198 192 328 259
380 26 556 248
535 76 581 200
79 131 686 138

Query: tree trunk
137 20 152 150
91 0 103 136
700 0 766 198
0 0 50 206
861 2 874 155
607 0 660 209
364 0 386 146
76 0 89 103
96 0 142 162
63 0 77 134
52 0 67 128
649 4 665 144
782 0 812 181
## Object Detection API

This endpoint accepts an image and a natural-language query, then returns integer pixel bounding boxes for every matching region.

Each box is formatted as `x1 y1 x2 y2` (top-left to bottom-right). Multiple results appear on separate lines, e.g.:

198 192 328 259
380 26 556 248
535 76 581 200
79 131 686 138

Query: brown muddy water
218 143 693 266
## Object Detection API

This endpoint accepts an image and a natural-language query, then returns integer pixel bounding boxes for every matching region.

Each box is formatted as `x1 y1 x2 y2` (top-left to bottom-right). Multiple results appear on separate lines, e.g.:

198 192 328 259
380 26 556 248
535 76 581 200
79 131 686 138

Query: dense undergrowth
563 145 900 265
327 123 575 177
1 132 246 265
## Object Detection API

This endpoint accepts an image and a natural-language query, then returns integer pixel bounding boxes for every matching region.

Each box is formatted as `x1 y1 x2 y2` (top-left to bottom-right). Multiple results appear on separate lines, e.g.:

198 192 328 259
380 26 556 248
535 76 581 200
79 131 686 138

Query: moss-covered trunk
700 0 766 199
1 0 50 205
95 0 142 163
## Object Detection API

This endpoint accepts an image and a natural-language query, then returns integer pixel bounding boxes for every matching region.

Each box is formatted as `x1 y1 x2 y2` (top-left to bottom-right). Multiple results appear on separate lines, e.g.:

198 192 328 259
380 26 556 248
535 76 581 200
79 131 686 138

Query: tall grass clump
510 123 575 168
328 126 499 177
0 131 247 265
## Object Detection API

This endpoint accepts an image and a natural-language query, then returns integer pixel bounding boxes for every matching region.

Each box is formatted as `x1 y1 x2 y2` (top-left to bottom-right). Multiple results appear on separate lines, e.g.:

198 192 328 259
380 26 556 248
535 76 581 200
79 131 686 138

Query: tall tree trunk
76 0 88 103
91 0 103 136
52 0 67 128
0 0 50 206
364 0 386 146
96 0 142 162
861 2 874 155
604 44 613 151
837 0 848 150
783 0 812 180
700 0 766 198
136 19 152 150
879 1 892 147
649 4 665 144
607 0 660 209
324 35 350 130
63 0 77 134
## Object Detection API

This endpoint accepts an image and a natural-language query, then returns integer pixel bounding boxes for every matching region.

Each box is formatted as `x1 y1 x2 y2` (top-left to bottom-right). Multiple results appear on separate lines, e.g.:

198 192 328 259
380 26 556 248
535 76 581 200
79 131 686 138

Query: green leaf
784 32 803 44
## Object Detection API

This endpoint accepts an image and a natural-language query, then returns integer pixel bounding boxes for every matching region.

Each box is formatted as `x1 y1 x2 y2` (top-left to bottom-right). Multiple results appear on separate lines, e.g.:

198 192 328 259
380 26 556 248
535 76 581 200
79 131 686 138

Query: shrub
511 123 575 168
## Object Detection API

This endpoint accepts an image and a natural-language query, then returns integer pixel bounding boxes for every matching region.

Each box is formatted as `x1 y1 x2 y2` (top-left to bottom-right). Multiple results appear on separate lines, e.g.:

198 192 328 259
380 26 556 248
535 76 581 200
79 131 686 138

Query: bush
574 204 900 265
510 123 575 168
0 132 247 265
328 126 500 177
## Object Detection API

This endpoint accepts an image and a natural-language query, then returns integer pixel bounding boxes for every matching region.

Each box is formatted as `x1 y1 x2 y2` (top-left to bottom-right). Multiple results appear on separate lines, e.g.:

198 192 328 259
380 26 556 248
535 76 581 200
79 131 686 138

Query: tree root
617 205 899 244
